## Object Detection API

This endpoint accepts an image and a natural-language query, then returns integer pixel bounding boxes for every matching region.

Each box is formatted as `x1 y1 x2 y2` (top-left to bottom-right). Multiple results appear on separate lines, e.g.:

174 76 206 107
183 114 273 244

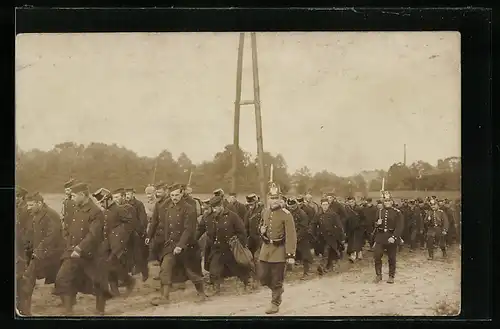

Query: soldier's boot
349 253 356 263
150 285 170 306
109 281 120 297
62 295 74 315
265 303 279 314
373 275 382 283
94 294 106 316
317 264 324 276
124 276 136 297
427 249 434 260
357 251 363 260
301 262 311 280
386 276 395 284
442 249 447 258
213 282 221 295
141 266 149 282
194 282 208 303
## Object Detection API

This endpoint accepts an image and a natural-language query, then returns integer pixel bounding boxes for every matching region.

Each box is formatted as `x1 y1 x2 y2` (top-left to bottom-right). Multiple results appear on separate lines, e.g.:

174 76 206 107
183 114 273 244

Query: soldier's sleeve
147 202 160 239
138 201 148 228
394 209 404 238
297 209 310 237
309 214 318 238
283 210 297 258
77 208 104 255
195 215 207 241
243 212 251 238
232 212 248 246
177 206 197 249
441 210 449 232
333 213 346 240
33 212 59 259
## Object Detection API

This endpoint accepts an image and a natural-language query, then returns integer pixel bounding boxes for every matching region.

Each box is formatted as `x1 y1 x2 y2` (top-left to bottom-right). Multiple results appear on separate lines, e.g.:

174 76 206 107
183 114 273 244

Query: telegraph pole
231 33 245 194
251 32 267 203
230 32 267 203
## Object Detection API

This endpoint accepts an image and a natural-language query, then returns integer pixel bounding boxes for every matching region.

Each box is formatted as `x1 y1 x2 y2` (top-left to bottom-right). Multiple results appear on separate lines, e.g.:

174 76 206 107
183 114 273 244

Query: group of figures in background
15 178 461 316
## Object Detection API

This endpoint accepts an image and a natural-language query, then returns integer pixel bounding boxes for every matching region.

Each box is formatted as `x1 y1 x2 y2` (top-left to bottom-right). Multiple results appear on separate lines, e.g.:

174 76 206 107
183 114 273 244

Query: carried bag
228 235 255 272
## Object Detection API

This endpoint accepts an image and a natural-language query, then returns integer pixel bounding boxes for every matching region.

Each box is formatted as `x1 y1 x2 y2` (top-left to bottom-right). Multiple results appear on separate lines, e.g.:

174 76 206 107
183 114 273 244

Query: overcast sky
16 32 460 176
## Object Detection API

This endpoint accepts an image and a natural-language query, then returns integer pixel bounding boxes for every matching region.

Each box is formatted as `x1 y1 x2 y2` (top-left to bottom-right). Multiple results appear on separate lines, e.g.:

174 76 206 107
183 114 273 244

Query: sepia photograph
15 31 461 317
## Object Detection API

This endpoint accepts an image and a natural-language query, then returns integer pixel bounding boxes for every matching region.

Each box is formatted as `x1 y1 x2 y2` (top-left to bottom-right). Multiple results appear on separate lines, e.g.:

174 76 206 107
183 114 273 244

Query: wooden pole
231 33 245 194
250 33 267 204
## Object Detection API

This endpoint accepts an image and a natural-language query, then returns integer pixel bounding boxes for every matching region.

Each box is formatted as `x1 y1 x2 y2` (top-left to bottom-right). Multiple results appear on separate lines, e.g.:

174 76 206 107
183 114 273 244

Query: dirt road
29 246 460 317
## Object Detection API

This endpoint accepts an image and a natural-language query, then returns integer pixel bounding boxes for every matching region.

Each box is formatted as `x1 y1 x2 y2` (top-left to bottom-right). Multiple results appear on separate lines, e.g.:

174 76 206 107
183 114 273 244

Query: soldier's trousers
16 257 30 315
54 258 107 297
321 243 340 269
258 261 285 306
408 224 420 250
346 228 364 254
208 250 250 285
160 253 203 286
373 243 397 278
426 231 446 257
295 240 313 274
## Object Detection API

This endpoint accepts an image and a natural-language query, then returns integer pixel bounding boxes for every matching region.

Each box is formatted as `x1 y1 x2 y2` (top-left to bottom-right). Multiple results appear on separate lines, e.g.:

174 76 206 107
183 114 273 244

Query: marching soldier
286 197 313 279
315 198 345 275
92 188 137 297
424 199 449 260
360 198 376 250
213 188 230 208
54 183 112 315
304 193 320 216
405 200 424 251
327 194 347 229
195 195 251 295
227 192 248 222
243 193 264 262
146 183 207 305
19 192 65 315
125 187 149 281
344 196 364 262
61 179 77 241
148 182 170 264
258 184 297 314
16 187 33 315
372 192 404 284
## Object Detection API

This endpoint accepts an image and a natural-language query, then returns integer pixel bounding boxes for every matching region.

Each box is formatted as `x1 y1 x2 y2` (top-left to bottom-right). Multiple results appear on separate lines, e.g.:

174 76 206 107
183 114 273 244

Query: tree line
15 142 461 195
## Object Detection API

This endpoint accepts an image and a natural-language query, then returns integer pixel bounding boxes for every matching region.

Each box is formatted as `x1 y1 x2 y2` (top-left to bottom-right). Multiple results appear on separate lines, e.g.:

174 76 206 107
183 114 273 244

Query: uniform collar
77 199 93 212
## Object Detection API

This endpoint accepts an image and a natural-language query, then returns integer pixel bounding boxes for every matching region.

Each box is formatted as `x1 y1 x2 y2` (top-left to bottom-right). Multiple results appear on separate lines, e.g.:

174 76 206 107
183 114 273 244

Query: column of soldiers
15 178 461 316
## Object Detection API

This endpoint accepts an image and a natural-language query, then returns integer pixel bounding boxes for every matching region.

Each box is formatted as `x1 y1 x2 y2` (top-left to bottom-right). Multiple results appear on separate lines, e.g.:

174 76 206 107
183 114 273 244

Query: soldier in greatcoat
125 187 149 281
372 192 404 284
243 193 264 262
424 199 449 260
148 182 170 264
258 184 297 314
405 200 424 251
16 187 33 316
360 198 377 250
54 183 112 315
344 197 364 262
18 192 65 315
416 198 428 249
286 197 313 279
61 179 77 242
327 194 348 229
92 188 136 297
195 195 250 294
227 192 248 221
213 188 230 208
315 198 345 275
146 183 207 305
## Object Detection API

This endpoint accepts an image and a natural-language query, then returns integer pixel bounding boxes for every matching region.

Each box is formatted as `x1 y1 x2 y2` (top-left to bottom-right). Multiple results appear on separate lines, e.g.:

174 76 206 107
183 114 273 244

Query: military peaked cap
169 183 183 192
64 178 76 189
246 193 257 203
16 186 28 198
213 188 224 196
320 198 329 204
71 183 89 194
209 195 223 207
26 192 43 202
125 188 136 193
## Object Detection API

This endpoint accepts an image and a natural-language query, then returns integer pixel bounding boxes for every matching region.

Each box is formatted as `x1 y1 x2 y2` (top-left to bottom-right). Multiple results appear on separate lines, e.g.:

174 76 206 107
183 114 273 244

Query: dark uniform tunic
360 204 377 246
406 206 424 250
258 206 297 307
315 209 345 271
148 200 202 286
442 206 457 246
54 199 111 299
123 201 149 277
244 203 265 257
61 197 76 240
424 209 449 257
227 200 248 223
289 207 313 271
345 205 364 255
147 196 170 261
328 200 347 229
196 208 250 284
373 207 404 278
